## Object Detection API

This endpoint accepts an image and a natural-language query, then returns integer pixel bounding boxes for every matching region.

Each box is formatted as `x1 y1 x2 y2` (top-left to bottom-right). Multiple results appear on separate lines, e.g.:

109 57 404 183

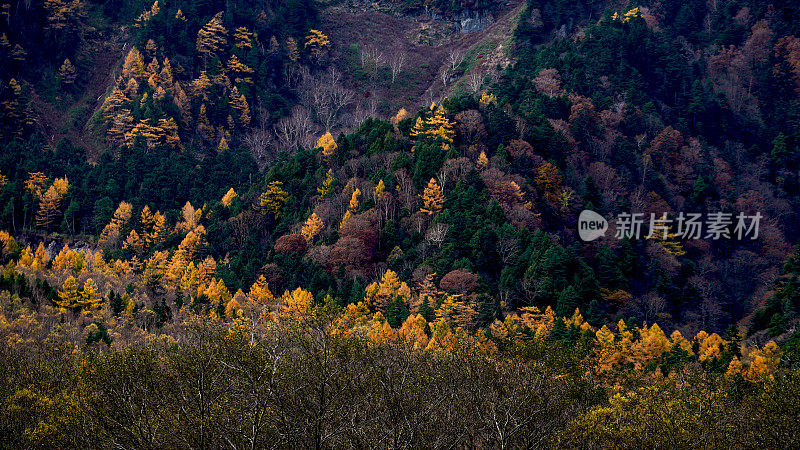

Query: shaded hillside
321 0 523 116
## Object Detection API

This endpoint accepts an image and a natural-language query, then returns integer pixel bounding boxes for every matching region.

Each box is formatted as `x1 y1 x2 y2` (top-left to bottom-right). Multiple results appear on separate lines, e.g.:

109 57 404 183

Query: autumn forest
1 0 800 447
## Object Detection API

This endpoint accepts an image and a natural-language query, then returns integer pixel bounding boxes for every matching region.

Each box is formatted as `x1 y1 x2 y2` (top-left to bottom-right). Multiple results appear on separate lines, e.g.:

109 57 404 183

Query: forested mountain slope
2 0 800 446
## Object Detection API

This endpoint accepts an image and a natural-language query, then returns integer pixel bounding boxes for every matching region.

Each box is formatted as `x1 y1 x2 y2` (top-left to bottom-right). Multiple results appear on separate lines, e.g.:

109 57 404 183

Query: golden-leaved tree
301 213 323 244
411 106 455 144
98 201 133 247
304 29 331 59
420 178 444 215
317 132 337 161
35 178 69 230
221 188 237 207
364 270 411 312
259 182 289 219
317 169 334 198
58 59 76 85
196 12 227 60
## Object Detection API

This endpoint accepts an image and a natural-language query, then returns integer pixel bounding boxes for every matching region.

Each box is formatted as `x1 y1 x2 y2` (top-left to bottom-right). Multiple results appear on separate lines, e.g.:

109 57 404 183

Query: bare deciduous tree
447 49 465 71
389 52 406 84
360 45 385 82
274 105 315 150
243 106 275 169
467 72 483 93
425 223 449 248
300 67 355 131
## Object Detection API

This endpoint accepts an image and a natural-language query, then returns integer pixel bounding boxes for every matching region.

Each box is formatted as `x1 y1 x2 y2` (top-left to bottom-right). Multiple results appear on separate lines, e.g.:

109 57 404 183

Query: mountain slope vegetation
2 0 800 446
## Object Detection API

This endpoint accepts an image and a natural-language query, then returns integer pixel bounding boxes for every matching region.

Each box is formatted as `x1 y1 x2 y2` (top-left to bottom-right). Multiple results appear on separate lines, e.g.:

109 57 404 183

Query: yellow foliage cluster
134 0 159 27
259 182 289 219
98 201 133 248
196 12 227 56
304 29 331 59
35 177 70 230
317 169 335 198
612 7 641 23
317 132 337 161
364 270 411 312
420 178 445 215
103 48 182 149
301 213 323 244
221 188 237 207
410 106 455 144
58 58 76 85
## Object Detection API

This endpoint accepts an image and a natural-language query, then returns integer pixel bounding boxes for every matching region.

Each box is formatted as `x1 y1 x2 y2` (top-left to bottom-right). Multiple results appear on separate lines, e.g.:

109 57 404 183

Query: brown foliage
328 209 380 274
506 139 535 160
454 109 486 146
274 234 307 255
259 263 284 294
439 269 479 295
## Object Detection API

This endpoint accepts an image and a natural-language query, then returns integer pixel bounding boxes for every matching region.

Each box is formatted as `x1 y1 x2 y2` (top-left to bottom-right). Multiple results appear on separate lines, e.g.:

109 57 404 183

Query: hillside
2 0 800 446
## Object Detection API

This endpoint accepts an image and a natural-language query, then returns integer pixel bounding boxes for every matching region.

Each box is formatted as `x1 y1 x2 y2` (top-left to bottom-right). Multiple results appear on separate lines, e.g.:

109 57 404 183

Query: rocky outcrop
456 9 493 33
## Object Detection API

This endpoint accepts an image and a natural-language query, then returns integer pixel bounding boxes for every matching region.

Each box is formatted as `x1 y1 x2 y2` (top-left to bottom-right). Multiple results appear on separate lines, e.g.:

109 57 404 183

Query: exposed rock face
457 9 493 33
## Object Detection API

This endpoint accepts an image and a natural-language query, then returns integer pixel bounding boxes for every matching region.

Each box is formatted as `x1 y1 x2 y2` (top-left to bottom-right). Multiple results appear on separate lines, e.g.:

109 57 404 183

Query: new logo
578 210 608 241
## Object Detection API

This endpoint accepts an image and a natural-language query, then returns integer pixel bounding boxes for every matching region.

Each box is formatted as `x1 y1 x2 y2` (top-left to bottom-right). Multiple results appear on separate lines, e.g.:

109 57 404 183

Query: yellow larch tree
58 59 76 85
317 132 337 161
746 340 781 381
304 29 331 59
226 55 254 84
726 356 744 378
392 108 409 126
192 71 212 100
285 37 299 63
221 188 237 207
398 314 430 349
109 109 135 145
630 323 671 368
98 201 133 247
218 136 229 152
318 169 334 198
234 26 254 49
123 229 144 253
134 0 159 26
534 162 562 199
420 178 444 215
99 84 125 113
122 47 145 79
410 106 455 144
413 271 439 312
301 213 323 244
78 278 103 315
281 287 314 319
225 295 242 319
259 181 289 219
364 269 411 312
670 330 694 354
36 178 69 230
55 276 81 311
435 294 477 330
25 172 48 198
247 275 274 306
228 88 251 126
348 188 361 212
159 58 174 86
196 12 227 58
479 92 497 107
375 179 385 201
477 150 489 170
695 331 725 362
339 210 352 230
